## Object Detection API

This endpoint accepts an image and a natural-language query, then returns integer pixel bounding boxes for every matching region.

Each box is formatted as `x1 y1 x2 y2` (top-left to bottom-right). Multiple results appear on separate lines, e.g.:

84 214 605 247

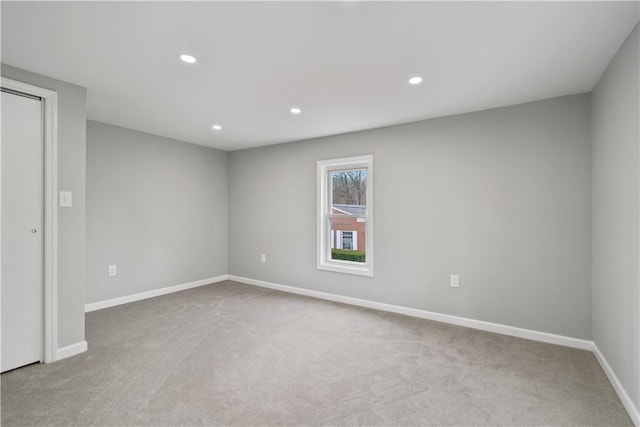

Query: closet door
1 89 44 372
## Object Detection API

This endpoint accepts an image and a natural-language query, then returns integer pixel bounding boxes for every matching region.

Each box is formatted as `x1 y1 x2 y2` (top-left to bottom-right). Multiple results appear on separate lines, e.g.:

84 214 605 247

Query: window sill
317 261 374 277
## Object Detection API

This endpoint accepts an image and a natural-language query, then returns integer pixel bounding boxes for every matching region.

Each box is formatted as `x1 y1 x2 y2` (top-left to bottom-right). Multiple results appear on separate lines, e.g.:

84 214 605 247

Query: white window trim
317 155 374 277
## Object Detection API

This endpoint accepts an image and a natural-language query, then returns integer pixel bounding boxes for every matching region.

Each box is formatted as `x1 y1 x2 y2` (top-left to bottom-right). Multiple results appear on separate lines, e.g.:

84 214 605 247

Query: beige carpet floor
1 280 632 426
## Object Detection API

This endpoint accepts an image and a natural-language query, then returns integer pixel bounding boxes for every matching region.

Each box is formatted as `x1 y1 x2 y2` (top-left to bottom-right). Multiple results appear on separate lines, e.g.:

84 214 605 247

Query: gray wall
86 121 228 304
229 94 592 339
1 64 87 349
591 24 639 411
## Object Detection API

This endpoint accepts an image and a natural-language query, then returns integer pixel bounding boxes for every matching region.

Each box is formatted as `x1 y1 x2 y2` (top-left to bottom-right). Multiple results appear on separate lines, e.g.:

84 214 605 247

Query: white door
1 89 44 372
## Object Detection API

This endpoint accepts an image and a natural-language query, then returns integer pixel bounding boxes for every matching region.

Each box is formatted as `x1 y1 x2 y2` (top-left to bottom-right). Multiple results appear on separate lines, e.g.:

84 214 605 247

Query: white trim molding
227 275 593 351
85 275 229 312
1 78 59 363
56 341 87 361
593 344 640 426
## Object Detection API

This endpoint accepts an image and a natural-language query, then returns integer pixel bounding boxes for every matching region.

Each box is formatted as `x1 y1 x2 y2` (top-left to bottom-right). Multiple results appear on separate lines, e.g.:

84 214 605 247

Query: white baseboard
85 275 229 312
56 340 87 360
593 344 639 426
228 275 593 351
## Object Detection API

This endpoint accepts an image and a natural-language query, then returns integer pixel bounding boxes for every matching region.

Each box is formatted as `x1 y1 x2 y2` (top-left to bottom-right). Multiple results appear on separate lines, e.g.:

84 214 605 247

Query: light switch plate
450 274 460 288
59 191 73 207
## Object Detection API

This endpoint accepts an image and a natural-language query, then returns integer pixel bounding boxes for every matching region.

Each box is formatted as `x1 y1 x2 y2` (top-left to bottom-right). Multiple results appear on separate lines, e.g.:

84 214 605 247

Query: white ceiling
2 2 639 151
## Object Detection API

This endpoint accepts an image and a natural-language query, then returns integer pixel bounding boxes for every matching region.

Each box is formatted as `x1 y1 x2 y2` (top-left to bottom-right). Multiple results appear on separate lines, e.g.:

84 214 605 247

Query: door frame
1 77 59 363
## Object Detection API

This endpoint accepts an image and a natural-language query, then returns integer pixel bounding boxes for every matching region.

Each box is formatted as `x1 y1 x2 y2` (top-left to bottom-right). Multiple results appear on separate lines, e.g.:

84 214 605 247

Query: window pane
329 168 367 264
329 217 366 263
331 169 367 215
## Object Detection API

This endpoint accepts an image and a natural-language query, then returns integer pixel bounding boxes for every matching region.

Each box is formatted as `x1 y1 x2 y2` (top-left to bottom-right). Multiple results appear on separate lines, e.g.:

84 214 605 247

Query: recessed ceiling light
290 107 302 115
179 54 197 64
408 76 423 85
212 124 222 131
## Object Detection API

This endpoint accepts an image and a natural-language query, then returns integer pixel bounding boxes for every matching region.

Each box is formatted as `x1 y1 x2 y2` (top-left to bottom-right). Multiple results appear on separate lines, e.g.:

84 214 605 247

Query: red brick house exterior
331 205 366 251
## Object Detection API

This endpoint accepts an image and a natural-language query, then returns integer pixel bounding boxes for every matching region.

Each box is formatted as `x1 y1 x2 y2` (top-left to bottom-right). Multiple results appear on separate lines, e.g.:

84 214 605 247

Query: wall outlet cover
450 274 460 288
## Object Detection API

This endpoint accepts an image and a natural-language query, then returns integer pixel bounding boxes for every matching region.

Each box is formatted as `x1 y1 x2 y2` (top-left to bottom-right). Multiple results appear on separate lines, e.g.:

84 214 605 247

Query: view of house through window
318 154 373 276
330 168 367 263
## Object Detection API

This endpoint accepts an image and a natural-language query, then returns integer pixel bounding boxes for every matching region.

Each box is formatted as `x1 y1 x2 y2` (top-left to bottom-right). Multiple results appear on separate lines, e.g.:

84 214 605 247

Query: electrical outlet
108 265 117 277
260 254 266 263
450 274 459 288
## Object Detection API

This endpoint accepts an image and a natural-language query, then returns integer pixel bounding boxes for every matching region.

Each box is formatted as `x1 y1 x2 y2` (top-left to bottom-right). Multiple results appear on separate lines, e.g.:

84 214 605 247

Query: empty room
1 1 639 426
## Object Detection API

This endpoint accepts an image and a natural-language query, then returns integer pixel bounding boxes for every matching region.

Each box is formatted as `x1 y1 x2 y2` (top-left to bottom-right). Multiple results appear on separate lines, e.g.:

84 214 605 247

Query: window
317 155 373 276
341 231 354 250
